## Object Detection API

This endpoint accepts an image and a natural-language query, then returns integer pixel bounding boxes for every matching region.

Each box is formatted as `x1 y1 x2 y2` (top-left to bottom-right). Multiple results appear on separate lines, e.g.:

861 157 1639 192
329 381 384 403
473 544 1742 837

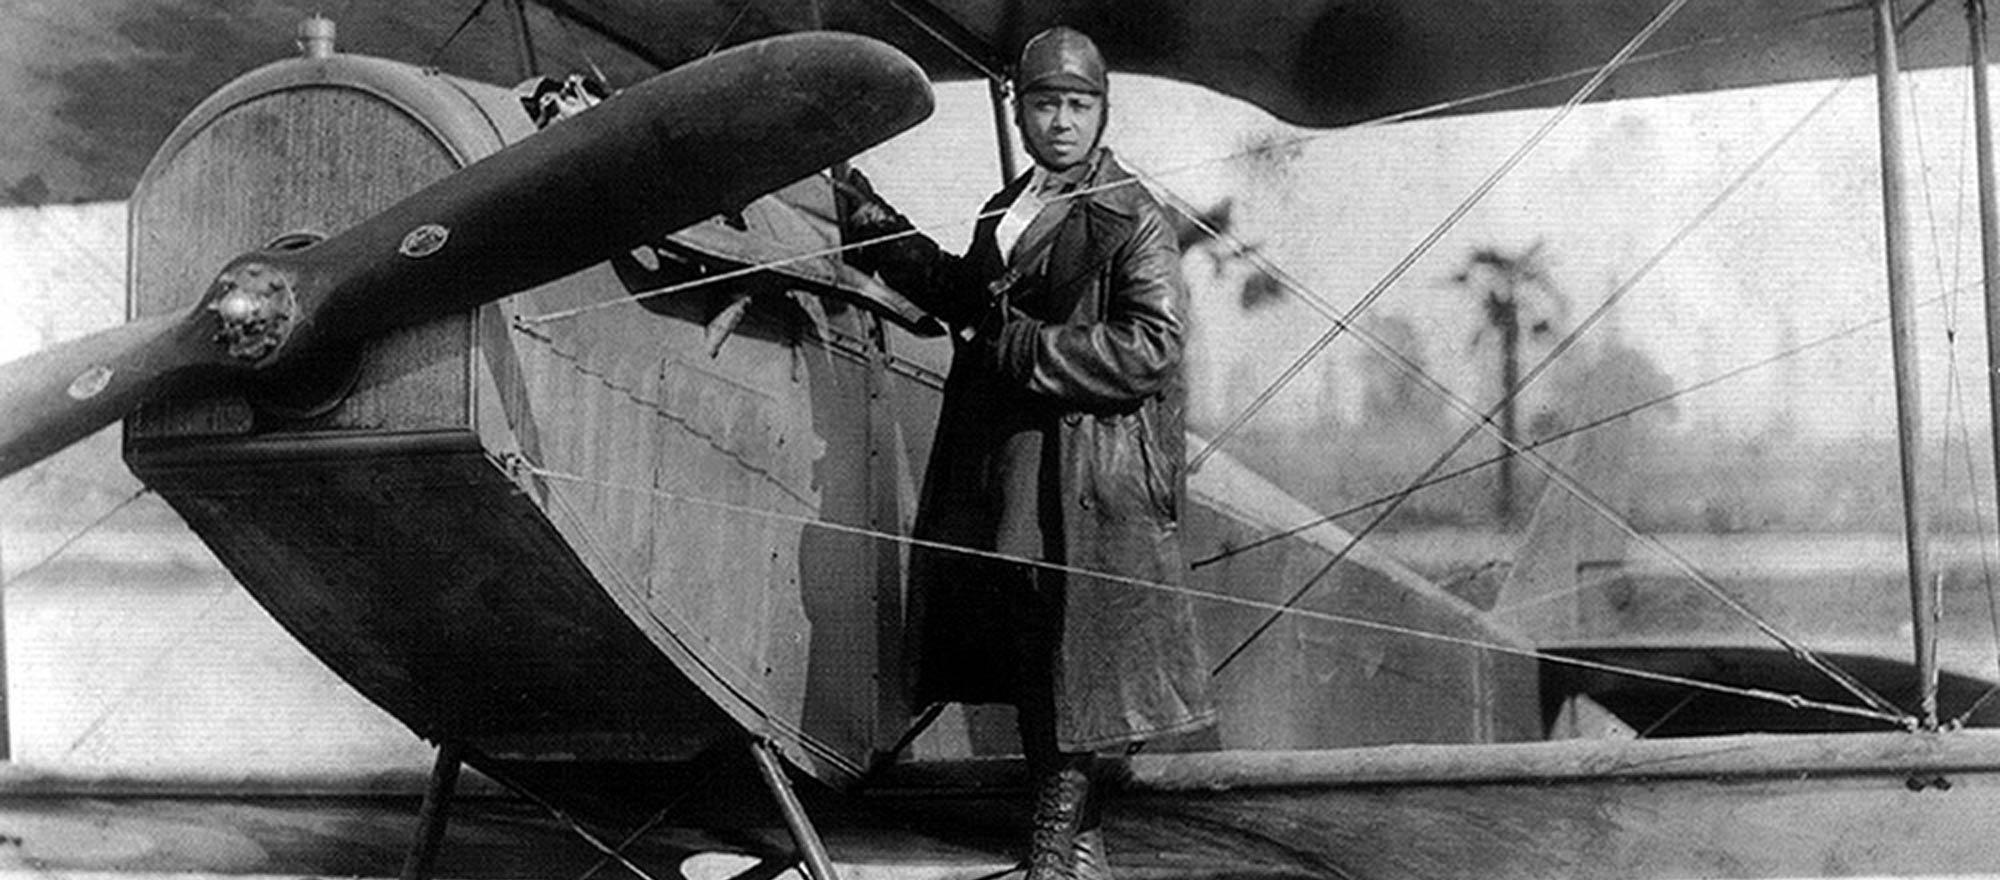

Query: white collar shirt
994 165 1054 266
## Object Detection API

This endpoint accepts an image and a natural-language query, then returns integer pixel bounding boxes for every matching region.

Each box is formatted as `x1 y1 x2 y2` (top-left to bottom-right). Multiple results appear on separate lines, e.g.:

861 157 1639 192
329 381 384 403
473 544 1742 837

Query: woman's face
1018 89 1104 171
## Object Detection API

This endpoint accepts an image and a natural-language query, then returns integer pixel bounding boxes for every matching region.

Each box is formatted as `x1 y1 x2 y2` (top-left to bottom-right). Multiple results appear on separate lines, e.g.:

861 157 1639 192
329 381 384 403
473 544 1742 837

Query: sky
853 69 2000 447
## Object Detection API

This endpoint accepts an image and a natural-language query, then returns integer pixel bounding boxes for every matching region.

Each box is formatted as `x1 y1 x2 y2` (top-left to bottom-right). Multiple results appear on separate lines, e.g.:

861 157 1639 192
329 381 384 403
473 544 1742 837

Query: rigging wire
1904 17 1958 721
1635 690 1704 739
516 462 1910 728
1895 0 2000 724
513 0 1809 329
492 0 1942 723
515 31 1896 718
702 1 756 58
1932 45 2000 729
513 173 1144 326
478 760 670 880
537 479 866 780
507 0 1941 332
1192 291 1948 571
2 486 150 591
1176 0 1960 713
426 0 496 69
1186 0 1696 473
542 3 617 84
877 0 1008 83
1945 362 2000 729
571 759 725 880
1133 87 1904 718
4 447 212 764
63 584 234 760
1182 76 1851 570
1487 308 1965 624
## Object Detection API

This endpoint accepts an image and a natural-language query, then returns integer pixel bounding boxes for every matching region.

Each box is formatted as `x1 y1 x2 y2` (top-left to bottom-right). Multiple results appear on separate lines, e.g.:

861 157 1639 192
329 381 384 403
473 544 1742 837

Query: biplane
5 1 2000 878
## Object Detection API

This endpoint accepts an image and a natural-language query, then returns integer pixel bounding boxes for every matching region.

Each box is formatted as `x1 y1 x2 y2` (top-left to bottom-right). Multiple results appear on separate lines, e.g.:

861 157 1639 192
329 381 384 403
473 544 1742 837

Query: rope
1188 0 1697 473
516 462 1911 728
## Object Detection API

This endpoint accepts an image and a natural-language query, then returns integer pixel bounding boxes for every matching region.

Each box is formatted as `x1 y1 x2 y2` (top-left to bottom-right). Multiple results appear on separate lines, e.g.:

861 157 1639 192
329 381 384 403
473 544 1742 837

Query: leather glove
977 300 1041 380
835 167 913 271
836 167 902 232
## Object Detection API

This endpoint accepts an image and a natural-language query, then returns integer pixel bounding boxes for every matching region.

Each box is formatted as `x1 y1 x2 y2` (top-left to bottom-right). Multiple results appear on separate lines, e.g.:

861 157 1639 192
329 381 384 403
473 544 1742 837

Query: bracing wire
510 0 1857 330
3 486 150 591
64 584 235 760
517 461 1910 728
1187 0 1697 473
701 1 755 58
5 481 160 753
1130 78 1904 717
502 1 1938 332
1178 75 1847 566
509 252 1920 719
513 173 1144 327
571 759 725 880
491 0 1952 726
536 480 866 779
426 0 496 68
1894 0 2000 723
478 760 669 880
546 3 616 84
1191 291 1948 572
1904 9 1959 721
1946 364 2000 729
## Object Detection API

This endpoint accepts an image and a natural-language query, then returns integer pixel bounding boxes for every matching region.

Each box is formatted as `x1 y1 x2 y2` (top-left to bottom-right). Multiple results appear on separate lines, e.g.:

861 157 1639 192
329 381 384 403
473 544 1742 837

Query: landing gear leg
749 737 840 880
400 740 465 880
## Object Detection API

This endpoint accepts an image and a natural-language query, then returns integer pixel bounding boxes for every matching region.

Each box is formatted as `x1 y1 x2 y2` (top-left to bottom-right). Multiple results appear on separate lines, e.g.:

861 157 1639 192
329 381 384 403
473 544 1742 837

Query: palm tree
1454 241 1566 523
1171 198 1285 310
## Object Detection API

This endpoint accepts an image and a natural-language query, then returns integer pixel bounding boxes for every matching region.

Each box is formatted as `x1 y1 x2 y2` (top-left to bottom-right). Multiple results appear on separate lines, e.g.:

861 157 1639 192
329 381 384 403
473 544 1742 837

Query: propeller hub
207 262 298 362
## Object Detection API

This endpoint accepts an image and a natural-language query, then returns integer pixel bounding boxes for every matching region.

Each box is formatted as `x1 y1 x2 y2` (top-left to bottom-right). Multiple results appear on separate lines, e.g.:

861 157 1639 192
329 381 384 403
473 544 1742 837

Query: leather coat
864 150 1214 750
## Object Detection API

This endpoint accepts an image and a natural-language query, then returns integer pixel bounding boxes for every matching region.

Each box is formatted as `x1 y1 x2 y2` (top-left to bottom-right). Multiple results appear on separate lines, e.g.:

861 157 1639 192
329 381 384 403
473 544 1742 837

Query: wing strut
399 741 467 880
1871 0 1939 730
1968 0 2000 729
751 737 843 880
870 0 1022 183
991 79 1021 184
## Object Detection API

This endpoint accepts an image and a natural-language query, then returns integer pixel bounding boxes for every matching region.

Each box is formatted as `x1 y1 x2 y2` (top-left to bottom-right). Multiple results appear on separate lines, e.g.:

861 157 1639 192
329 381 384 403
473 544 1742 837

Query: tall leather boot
1025 752 1092 880
1071 765 1112 880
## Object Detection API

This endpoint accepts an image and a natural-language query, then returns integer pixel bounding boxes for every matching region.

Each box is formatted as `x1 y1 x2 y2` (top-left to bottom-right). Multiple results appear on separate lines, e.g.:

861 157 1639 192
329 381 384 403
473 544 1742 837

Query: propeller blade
0 32 932 482
284 31 935 354
0 311 230 478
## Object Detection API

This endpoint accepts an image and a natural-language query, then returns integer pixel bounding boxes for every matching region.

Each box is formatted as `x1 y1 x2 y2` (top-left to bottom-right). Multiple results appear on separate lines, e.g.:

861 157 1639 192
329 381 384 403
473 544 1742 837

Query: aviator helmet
1015 26 1107 96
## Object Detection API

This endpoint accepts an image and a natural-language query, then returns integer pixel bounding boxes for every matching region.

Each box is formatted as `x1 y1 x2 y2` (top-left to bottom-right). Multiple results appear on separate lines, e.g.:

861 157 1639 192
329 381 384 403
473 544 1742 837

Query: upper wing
550 0 1945 125
0 0 1953 205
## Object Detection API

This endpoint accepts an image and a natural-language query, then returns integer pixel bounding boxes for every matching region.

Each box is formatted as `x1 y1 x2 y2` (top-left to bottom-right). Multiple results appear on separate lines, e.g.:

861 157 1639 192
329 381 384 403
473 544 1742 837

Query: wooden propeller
0 31 933 479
